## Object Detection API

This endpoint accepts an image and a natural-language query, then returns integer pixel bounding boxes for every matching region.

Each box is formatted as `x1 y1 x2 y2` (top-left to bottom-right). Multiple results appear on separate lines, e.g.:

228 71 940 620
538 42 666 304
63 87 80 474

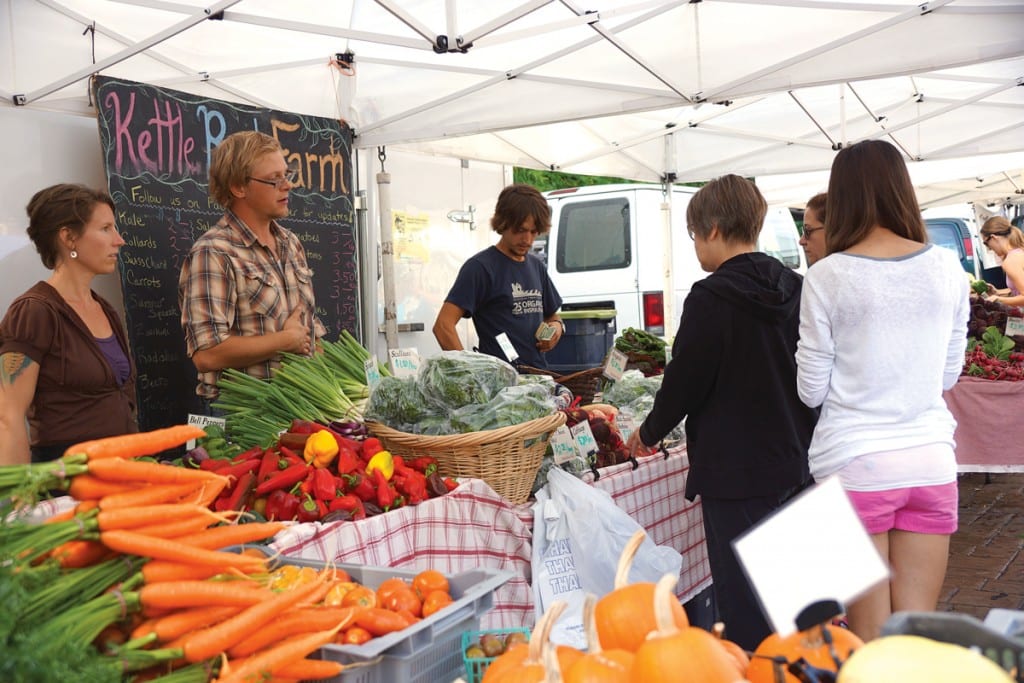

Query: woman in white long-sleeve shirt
795 140 970 642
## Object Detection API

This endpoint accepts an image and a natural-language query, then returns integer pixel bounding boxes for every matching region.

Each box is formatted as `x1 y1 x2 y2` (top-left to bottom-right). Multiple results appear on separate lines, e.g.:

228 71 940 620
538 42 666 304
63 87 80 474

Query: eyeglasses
687 226 696 241
802 226 825 237
247 169 298 190
982 230 1011 244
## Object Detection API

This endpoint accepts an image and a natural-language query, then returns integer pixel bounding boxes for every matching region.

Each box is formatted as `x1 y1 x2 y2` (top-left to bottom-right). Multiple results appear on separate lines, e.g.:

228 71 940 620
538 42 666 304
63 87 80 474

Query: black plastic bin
544 309 617 375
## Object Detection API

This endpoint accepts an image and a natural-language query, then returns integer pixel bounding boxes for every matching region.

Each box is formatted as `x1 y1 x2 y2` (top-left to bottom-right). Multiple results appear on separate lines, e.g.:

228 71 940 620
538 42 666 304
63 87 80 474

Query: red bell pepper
299 470 316 497
199 459 230 472
222 471 255 511
443 477 459 492
278 446 305 468
312 467 336 502
334 445 361 476
361 437 384 460
297 495 327 523
290 419 317 434
406 456 438 476
393 469 428 505
221 458 260 482
328 494 365 520
344 472 377 503
279 491 300 521
254 463 310 497
265 489 287 520
372 468 398 511
257 448 279 483
231 446 265 463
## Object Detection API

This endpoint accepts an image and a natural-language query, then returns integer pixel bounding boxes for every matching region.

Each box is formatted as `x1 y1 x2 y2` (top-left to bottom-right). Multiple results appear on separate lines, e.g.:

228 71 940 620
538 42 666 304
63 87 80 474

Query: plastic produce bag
417 350 518 409
364 376 438 431
531 467 683 649
449 383 555 433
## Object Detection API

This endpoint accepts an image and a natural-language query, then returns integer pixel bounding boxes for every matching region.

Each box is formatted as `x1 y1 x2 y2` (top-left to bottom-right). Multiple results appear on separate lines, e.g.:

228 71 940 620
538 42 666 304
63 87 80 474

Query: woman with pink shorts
795 140 970 641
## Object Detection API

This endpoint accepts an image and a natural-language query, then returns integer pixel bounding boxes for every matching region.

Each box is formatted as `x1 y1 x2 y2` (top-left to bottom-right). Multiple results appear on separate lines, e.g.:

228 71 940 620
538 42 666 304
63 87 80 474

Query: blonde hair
981 216 1024 250
208 131 283 208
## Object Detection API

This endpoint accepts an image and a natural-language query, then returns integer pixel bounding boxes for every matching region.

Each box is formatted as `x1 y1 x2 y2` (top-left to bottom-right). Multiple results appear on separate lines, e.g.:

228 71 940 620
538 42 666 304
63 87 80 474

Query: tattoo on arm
1 353 34 386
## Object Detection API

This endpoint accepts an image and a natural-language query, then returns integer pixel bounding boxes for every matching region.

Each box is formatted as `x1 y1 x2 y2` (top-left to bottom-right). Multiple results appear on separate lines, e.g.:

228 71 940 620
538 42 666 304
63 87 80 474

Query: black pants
700 483 810 651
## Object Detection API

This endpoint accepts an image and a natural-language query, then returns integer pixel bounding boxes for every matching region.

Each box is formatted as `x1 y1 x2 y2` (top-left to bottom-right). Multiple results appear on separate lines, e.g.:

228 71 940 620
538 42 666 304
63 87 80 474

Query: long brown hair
825 140 926 255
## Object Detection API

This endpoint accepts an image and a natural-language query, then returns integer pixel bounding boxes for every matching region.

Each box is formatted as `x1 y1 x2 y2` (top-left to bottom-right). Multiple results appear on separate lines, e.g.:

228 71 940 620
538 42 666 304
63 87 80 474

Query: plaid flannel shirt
178 211 326 399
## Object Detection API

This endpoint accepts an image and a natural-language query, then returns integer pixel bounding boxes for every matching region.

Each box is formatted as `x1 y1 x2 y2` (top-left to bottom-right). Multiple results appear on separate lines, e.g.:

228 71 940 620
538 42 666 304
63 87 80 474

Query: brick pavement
937 472 1024 620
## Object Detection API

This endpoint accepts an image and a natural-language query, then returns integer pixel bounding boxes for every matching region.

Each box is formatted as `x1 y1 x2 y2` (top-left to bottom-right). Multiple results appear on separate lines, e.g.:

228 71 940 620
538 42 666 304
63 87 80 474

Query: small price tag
186 413 226 449
495 333 519 362
364 356 382 389
550 425 578 465
603 348 628 381
570 420 598 459
388 348 420 378
617 414 636 442
1006 316 1024 338
664 343 672 367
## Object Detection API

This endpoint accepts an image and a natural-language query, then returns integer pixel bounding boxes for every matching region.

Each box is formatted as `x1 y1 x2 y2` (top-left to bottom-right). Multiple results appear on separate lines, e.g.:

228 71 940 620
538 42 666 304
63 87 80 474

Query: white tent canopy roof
3 0 1023 205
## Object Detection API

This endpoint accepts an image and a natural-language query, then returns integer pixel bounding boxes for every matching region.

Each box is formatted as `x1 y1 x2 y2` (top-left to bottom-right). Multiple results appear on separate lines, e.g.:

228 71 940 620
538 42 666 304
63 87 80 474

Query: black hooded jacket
638 252 817 500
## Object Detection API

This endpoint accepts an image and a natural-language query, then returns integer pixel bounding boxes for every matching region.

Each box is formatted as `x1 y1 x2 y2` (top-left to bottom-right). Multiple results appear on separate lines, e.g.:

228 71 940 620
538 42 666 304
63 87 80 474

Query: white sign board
364 356 382 390
603 348 628 381
388 348 420 378
185 413 226 449
733 477 889 636
550 425 579 465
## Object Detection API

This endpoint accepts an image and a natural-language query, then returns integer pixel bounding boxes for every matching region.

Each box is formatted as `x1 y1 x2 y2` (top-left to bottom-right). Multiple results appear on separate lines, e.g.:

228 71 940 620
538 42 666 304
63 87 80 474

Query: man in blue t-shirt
433 184 564 369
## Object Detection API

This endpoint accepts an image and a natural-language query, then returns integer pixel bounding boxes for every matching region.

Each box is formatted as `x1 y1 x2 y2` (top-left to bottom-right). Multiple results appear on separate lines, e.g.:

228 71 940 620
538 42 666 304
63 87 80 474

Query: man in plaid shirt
179 131 325 405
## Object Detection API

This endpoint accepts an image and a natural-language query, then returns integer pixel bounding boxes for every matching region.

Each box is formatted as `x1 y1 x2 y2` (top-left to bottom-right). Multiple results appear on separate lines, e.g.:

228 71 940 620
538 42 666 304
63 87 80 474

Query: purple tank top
95 335 131 386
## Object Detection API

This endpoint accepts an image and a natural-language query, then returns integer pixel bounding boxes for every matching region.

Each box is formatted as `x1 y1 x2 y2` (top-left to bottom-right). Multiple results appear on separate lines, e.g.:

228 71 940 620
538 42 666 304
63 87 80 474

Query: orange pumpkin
483 602 566 683
747 614 863 683
594 531 689 652
629 574 745 683
712 621 750 675
564 594 633 683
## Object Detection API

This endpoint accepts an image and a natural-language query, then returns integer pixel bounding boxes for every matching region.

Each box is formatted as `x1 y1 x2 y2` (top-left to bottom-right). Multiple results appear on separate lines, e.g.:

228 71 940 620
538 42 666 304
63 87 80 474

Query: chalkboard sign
92 76 358 431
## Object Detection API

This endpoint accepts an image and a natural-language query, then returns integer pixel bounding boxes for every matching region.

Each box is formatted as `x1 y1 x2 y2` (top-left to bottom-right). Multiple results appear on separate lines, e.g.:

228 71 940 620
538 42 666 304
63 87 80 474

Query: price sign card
733 477 889 636
364 356 382 390
186 413 226 449
603 348 628 381
495 333 519 362
388 348 420 378
1007 316 1024 338
550 425 579 465
616 414 636 442
570 420 598 458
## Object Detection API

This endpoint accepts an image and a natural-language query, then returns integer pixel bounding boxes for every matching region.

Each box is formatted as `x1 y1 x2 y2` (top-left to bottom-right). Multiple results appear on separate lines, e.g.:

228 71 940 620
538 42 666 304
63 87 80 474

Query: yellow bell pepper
304 430 339 469
365 450 394 480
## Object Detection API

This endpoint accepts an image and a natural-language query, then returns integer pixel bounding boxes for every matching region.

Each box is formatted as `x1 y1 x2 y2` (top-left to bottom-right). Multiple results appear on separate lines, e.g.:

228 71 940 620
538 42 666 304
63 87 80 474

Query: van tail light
642 291 665 335
963 235 974 258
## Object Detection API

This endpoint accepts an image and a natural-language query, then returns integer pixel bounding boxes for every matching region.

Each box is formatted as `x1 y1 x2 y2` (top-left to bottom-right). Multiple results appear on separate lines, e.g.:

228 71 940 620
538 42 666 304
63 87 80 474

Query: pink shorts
845 483 959 535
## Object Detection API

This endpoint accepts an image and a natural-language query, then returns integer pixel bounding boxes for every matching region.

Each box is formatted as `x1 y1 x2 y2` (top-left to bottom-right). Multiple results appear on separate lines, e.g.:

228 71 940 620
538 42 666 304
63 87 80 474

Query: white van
536 184 806 336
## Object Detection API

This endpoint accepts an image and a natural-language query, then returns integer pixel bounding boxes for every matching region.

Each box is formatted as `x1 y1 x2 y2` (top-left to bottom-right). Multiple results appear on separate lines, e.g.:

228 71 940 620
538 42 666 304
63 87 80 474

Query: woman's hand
626 429 656 460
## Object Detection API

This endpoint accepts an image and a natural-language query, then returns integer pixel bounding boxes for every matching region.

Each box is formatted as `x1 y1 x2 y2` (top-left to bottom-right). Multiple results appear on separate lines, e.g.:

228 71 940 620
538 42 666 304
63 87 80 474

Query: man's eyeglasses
247 169 298 190
687 226 696 241
802 226 825 237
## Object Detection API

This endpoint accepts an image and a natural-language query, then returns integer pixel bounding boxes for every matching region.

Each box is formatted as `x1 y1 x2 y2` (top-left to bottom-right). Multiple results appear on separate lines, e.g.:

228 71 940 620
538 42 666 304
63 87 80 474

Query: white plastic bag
531 467 683 649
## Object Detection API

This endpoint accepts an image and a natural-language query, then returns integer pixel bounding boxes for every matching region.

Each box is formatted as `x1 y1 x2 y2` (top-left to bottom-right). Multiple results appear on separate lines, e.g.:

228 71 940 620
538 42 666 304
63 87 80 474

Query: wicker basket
555 367 606 405
365 413 566 504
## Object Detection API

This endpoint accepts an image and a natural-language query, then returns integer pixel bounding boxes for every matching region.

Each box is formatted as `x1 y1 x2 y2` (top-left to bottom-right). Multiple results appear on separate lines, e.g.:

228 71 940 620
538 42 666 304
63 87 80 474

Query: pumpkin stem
582 593 604 654
612 530 646 589
712 622 726 640
543 641 564 683
529 600 568 665
650 572 682 638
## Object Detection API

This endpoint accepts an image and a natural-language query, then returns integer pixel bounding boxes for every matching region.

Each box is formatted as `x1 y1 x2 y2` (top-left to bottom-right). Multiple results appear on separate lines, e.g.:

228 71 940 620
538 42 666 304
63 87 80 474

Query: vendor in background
0 184 137 465
979 216 1024 307
796 140 969 642
625 174 817 651
433 183 564 370
179 131 325 409
800 192 827 266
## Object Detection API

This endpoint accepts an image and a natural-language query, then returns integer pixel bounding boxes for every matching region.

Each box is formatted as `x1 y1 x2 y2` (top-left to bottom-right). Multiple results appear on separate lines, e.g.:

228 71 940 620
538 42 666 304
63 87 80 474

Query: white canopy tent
2 0 1023 206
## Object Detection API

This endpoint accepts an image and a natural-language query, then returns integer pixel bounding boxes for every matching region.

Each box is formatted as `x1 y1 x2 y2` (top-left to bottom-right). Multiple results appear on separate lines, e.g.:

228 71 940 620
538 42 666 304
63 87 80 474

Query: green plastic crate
461 627 531 683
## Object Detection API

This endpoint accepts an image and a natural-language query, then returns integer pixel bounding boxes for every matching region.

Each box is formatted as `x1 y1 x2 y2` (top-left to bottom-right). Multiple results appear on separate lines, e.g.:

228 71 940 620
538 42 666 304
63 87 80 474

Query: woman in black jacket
626 174 818 650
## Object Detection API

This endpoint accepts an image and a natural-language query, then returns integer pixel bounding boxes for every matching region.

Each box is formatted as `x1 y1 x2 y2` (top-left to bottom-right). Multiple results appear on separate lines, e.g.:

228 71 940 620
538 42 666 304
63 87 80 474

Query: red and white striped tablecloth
270 446 711 630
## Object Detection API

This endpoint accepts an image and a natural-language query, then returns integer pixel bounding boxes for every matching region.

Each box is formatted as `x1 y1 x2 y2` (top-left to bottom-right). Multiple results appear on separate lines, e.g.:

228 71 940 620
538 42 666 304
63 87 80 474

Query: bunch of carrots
0 425 454 683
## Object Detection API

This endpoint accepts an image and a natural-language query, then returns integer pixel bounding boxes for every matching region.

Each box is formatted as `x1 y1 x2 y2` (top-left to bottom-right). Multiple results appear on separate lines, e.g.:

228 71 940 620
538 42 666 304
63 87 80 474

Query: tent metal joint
208 10 225 21
12 94 26 106
918 2 933 16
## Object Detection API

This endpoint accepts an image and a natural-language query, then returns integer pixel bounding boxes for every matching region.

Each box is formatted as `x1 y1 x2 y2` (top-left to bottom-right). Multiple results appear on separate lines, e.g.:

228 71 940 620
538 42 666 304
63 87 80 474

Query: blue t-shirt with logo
445 246 562 368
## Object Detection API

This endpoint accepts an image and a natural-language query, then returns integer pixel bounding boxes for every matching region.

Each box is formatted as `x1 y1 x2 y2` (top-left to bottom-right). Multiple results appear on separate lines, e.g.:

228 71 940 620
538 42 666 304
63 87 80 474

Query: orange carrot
65 425 207 460
139 581 272 610
213 626 345 683
132 515 218 540
274 658 344 680
50 539 111 568
99 482 204 510
100 530 267 570
182 522 286 550
227 606 359 658
181 479 228 507
182 571 329 662
138 605 242 643
142 561 239 584
75 499 100 514
67 475 137 501
97 504 220 531
88 458 228 486
43 506 79 524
